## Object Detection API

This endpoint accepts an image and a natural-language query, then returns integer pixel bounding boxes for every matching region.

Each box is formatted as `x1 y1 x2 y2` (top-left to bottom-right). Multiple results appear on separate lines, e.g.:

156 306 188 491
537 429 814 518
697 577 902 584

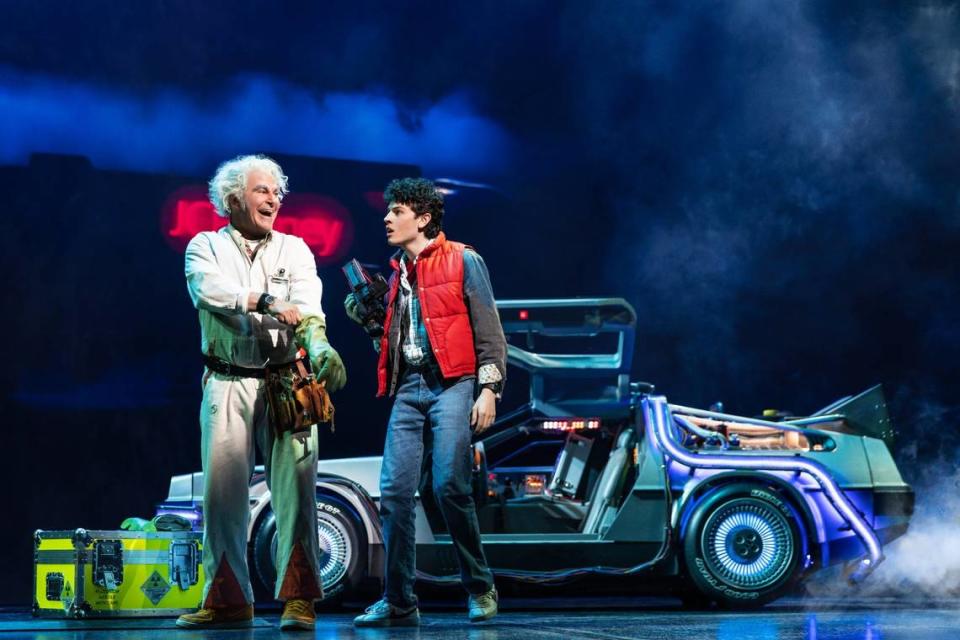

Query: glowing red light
162 186 220 249
519 310 529 320
363 191 386 211
279 193 354 262
161 186 354 265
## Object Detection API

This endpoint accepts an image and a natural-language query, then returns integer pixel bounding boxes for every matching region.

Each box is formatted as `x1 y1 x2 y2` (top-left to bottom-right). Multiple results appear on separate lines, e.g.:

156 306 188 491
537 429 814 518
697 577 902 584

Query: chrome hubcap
316 509 350 590
702 499 794 590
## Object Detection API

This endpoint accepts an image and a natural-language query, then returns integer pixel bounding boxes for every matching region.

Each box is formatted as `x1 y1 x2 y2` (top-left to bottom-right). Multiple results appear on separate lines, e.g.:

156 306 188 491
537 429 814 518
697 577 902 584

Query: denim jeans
379 365 494 607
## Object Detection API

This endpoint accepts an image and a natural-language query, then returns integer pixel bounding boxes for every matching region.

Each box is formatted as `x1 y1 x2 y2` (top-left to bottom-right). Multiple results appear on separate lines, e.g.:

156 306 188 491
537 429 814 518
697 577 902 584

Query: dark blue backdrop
3 0 959 605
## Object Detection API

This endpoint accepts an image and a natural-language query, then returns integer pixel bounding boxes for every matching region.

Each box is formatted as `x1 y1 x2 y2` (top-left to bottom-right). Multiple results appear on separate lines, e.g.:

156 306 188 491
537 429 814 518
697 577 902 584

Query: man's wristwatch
478 363 503 398
257 293 276 314
479 381 503 398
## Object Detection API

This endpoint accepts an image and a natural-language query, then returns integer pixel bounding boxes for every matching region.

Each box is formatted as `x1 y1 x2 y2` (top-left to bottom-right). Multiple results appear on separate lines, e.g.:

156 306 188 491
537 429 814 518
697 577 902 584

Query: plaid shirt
397 252 431 366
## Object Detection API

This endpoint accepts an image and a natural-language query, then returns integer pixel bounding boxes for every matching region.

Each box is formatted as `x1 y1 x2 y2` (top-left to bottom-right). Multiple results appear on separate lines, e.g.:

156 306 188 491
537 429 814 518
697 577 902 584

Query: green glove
296 315 347 393
344 293 363 325
120 517 157 532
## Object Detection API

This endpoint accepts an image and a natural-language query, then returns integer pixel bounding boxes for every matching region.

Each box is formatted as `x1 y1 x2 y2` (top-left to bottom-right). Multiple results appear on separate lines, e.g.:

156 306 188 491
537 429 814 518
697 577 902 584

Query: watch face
259 293 276 312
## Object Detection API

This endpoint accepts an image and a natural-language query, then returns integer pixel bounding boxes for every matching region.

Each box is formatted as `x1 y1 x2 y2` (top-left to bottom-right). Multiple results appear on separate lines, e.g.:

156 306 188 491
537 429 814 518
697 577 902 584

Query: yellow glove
296 315 347 393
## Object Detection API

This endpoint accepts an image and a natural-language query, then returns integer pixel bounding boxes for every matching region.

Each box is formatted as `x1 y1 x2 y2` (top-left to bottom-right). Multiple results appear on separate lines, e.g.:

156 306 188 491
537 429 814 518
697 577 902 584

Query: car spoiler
811 384 896 447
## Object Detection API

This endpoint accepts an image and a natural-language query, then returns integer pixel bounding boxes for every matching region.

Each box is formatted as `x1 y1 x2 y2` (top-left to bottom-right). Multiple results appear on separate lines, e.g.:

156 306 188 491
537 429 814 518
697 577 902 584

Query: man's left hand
296 315 347 393
470 388 497 433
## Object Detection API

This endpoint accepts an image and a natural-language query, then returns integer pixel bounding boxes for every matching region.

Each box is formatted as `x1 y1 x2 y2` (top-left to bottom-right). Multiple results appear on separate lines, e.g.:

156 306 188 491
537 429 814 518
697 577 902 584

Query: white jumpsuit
185 224 325 606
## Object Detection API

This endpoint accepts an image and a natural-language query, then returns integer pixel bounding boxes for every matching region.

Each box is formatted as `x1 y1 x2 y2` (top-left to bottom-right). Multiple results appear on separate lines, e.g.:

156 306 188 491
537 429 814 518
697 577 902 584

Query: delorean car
158 298 913 607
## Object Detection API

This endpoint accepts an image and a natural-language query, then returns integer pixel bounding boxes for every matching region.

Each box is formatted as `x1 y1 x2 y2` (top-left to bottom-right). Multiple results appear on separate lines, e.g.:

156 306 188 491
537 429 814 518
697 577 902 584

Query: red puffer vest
376 233 476 396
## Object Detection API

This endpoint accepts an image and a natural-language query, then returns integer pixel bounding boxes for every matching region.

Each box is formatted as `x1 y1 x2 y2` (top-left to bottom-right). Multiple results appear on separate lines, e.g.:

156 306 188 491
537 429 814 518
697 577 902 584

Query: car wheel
252 493 367 605
683 483 804 608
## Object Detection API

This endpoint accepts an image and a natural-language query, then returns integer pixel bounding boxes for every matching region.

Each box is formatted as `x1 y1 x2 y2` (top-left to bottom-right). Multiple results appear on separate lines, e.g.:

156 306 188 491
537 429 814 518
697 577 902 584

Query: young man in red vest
346 178 506 626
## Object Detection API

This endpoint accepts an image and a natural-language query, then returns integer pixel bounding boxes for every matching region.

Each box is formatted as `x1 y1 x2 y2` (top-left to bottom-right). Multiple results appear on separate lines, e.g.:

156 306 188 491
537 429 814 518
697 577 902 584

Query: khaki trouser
199 372 322 606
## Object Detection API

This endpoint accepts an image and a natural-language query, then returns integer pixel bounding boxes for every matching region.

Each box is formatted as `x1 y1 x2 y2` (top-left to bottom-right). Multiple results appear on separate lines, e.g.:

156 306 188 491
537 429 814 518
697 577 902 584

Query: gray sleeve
462 250 507 389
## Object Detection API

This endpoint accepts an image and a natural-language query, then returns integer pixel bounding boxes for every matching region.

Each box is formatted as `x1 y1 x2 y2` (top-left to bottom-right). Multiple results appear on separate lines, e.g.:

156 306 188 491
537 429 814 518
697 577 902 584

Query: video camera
342 259 389 338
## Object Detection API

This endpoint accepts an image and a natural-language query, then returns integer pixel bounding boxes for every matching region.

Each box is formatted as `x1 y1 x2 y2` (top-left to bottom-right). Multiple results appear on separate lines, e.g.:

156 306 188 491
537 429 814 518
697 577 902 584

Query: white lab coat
184 224 325 606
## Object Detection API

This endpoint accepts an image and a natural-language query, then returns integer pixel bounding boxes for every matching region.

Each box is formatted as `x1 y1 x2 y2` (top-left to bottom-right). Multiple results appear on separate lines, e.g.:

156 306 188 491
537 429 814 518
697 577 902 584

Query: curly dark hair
384 177 444 239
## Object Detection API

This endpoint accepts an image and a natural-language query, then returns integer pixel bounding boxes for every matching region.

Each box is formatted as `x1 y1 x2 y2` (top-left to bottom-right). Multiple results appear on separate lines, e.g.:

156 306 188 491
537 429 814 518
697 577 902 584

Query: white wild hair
207 154 289 218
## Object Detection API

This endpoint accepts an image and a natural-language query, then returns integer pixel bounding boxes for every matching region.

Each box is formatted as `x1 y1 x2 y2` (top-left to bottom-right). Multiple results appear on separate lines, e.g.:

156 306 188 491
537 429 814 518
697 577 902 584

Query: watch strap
257 293 275 314
480 381 503 398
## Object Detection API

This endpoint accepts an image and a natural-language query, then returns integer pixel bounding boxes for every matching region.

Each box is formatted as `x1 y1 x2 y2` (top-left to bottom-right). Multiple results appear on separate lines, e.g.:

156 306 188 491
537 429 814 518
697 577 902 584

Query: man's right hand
344 293 363 325
268 301 302 326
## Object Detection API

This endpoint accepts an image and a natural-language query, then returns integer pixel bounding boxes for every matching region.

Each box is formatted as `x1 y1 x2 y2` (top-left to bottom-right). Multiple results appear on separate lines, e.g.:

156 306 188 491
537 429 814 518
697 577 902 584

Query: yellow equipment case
33 528 204 618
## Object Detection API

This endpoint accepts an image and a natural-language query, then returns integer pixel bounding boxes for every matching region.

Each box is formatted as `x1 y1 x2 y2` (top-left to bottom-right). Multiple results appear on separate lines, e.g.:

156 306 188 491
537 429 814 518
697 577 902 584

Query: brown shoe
280 599 315 631
176 604 253 629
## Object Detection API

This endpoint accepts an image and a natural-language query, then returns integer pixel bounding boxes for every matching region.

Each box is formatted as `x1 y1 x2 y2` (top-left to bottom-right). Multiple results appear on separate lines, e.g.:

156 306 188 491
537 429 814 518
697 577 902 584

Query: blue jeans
379 365 494 607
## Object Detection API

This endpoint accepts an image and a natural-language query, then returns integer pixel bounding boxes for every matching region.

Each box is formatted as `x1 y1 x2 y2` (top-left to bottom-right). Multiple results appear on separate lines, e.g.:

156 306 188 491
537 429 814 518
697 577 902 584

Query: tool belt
203 351 334 436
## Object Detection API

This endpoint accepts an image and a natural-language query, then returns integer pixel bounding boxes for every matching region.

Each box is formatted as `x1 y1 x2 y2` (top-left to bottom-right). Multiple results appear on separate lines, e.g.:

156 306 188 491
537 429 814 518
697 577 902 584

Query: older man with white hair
177 154 346 631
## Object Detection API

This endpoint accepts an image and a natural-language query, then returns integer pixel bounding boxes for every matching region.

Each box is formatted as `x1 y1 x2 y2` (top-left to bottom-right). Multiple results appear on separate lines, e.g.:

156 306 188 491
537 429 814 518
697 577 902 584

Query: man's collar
390 232 446 269
403 238 436 265
226 223 272 249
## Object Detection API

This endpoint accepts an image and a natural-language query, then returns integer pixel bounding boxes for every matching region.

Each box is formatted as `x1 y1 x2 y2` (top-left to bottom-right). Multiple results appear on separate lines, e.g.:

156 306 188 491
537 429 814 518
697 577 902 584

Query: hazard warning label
140 570 170 605
61 580 73 606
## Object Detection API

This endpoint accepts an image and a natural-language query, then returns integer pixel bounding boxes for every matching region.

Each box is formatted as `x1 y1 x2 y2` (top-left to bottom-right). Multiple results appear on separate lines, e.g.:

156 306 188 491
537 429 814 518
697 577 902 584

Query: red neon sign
161 186 354 265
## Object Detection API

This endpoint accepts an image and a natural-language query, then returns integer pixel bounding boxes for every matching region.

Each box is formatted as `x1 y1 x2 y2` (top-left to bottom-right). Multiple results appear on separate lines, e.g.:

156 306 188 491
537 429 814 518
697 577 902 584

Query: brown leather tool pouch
266 359 335 437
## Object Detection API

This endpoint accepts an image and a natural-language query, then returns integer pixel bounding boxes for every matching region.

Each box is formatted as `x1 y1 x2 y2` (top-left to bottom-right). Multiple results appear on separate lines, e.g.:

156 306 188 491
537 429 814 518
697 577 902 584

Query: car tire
252 493 367 606
683 483 804 608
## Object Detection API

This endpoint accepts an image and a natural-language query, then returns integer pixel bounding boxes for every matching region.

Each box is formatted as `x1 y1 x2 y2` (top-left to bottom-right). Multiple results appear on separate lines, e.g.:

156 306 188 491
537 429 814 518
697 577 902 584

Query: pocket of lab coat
269 276 291 300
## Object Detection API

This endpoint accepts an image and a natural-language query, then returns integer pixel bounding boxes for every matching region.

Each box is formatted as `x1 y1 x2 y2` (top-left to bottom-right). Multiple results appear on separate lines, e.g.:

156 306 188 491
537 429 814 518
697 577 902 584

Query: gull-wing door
496 298 636 419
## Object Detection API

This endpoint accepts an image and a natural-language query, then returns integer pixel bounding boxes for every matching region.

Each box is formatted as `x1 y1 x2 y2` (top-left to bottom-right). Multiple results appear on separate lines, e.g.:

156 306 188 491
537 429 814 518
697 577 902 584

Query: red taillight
519 309 529 320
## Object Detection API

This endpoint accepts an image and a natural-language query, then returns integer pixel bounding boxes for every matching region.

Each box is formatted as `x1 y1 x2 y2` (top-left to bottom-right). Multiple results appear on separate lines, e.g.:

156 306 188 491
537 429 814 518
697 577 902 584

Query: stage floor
3 596 958 639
